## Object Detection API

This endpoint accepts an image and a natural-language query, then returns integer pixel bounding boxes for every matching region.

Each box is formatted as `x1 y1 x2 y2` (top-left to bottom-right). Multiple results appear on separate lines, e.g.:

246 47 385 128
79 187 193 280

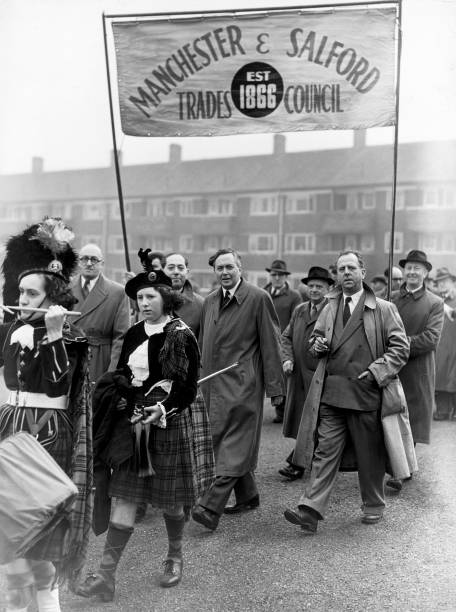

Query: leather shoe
386 477 403 491
159 559 183 588
283 506 318 534
272 415 283 423
192 505 219 531
224 495 260 514
278 465 303 481
361 513 383 525
433 412 449 421
73 572 115 602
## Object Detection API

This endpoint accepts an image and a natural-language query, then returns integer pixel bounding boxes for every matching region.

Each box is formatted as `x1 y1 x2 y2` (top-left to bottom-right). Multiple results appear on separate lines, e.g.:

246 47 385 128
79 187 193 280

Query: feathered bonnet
2 217 78 310
125 248 172 300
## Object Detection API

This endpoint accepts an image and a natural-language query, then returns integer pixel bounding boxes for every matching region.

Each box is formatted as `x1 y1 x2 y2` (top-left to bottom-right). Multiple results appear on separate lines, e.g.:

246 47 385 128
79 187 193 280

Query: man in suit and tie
279 266 333 481
72 243 130 385
284 250 409 533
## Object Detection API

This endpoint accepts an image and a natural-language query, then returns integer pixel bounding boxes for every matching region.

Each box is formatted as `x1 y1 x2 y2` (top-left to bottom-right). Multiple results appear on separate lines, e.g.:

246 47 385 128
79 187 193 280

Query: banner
112 7 397 137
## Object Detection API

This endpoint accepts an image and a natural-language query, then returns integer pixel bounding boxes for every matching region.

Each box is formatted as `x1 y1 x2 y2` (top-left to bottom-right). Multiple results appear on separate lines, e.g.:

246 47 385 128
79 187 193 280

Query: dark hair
208 248 242 268
149 251 166 268
165 252 189 267
43 274 78 309
336 250 366 269
154 286 185 315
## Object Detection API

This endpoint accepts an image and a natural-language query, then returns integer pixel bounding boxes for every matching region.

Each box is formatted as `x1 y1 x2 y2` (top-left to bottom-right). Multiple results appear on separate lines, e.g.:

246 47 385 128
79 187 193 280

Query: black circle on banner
231 62 284 118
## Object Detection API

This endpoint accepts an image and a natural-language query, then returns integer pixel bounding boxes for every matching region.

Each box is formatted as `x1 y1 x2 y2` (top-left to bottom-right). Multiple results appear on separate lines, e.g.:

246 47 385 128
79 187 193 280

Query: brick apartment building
0 132 455 291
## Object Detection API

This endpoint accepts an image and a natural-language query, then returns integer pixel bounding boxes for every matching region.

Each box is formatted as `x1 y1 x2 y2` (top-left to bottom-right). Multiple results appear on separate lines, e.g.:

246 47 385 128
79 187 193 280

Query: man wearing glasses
72 243 130 385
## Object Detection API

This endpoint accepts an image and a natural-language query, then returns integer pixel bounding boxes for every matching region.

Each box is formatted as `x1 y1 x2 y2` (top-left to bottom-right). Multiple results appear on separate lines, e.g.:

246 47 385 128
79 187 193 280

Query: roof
1 139 455 203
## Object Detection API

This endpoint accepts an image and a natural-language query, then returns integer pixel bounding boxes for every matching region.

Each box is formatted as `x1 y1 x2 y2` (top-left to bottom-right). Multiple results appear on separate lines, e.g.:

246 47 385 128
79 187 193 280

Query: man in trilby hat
279 266 333 481
263 259 302 423
434 267 456 420
388 250 444 489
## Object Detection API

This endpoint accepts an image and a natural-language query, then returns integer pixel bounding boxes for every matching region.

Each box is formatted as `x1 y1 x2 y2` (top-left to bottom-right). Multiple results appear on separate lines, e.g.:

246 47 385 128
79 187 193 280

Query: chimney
273 133 286 156
353 129 366 149
111 149 123 167
32 156 44 174
169 143 182 164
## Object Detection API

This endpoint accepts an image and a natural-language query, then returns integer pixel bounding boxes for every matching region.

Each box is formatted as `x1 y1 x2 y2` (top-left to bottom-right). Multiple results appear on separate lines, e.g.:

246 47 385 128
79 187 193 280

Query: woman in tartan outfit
76 256 214 602
0 218 92 612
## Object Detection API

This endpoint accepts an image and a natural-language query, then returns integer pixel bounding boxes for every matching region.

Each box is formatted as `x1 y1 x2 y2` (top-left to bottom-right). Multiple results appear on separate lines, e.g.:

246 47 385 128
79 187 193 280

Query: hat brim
265 268 290 275
301 276 334 286
399 258 432 271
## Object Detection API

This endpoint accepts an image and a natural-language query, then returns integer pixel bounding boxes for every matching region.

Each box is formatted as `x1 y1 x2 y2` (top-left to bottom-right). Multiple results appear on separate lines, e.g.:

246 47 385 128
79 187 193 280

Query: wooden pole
102 12 131 271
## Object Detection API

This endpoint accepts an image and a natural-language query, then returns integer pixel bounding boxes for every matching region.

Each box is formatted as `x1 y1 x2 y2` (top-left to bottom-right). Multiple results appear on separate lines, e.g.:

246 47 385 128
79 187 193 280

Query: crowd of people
0 215 454 610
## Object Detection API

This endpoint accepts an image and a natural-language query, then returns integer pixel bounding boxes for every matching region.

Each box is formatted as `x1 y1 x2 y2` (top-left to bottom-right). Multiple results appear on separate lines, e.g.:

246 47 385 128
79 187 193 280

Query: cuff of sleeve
156 401 167 429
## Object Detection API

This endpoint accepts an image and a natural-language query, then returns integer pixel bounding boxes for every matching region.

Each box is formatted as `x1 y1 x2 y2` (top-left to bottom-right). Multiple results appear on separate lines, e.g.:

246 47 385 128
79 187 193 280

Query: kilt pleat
109 390 215 509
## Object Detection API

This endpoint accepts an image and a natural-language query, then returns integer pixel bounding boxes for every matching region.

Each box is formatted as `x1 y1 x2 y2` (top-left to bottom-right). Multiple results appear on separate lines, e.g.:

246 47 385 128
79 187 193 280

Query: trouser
435 391 456 419
299 404 386 518
286 450 303 471
199 471 258 516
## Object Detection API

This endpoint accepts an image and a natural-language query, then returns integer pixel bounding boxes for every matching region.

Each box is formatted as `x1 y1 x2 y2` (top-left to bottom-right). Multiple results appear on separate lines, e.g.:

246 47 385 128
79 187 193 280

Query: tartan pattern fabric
0 340 93 587
109 389 214 508
159 318 200 383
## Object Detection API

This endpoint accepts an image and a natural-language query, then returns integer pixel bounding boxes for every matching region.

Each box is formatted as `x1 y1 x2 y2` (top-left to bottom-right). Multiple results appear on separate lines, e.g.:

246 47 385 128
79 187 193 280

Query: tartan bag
0 432 78 563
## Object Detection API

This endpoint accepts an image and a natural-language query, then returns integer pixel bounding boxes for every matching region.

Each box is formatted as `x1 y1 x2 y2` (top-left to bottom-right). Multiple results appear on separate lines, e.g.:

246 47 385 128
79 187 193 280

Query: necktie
82 278 91 300
222 291 231 308
311 304 317 317
342 296 352 326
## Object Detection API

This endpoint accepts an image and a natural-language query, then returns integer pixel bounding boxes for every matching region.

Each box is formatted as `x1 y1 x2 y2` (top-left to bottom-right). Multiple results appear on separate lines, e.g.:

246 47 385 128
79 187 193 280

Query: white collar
343 287 364 309
224 278 242 298
81 274 100 290
144 316 170 336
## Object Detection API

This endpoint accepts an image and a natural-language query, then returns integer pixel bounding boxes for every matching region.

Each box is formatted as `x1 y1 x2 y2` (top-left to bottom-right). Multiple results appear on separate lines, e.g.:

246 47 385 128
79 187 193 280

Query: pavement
2 402 456 611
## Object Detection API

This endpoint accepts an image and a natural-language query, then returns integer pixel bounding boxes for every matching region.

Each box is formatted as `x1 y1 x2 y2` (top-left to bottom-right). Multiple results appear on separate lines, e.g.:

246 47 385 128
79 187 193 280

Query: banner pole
102 13 131 272
387 0 402 300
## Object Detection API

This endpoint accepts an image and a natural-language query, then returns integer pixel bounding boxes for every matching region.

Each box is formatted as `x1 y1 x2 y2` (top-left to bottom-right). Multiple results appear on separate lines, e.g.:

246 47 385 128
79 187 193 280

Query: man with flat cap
388 250 444 489
263 259 302 422
433 267 456 420
279 266 333 481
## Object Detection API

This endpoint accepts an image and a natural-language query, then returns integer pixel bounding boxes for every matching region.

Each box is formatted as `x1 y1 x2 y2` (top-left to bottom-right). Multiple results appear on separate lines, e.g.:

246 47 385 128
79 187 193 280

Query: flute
197 362 239 385
2 305 81 317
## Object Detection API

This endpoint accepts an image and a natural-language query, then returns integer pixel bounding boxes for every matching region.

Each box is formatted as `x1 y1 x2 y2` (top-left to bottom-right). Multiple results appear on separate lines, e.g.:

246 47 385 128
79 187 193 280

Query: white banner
112 7 397 137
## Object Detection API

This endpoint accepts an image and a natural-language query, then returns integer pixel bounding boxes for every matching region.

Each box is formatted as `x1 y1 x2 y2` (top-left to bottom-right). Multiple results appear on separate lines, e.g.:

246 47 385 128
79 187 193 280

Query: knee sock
5 570 35 611
35 587 60 612
99 523 134 577
163 513 185 561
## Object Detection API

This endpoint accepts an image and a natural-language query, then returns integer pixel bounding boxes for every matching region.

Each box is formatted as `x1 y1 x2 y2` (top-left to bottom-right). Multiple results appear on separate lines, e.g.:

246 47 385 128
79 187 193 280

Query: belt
7 391 68 410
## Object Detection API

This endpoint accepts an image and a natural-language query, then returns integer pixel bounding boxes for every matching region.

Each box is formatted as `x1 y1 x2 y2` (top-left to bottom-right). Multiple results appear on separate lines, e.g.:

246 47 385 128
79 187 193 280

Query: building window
284 233 316 254
384 189 405 210
111 201 135 219
285 191 330 214
180 198 208 216
249 234 277 253
250 195 278 215
418 233 456 253
360 234 375 252
333 193 358 211
179 235 193 253
208 199 233 216
358 191 375 210
148 238 173 251
108 235 124 253
148 201 165 217
384 231 403 254
247 272 269 287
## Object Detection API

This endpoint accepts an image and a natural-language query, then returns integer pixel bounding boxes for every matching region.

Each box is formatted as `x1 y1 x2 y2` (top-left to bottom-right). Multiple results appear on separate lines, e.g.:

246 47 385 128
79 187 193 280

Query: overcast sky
0 0 455 175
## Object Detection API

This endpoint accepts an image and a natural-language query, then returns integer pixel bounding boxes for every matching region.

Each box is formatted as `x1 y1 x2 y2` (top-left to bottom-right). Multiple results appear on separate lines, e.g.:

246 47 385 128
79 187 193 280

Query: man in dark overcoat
192 248 285 531
279 266 333 480
72 243 130 385
391 250 444 448
164 252 203 336
263 259 302 423
434 267 456 420
284 250 409 533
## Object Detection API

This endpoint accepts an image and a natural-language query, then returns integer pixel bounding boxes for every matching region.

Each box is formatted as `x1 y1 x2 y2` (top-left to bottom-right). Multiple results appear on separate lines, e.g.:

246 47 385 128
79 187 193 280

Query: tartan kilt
109 389 215 509
0 403 73 561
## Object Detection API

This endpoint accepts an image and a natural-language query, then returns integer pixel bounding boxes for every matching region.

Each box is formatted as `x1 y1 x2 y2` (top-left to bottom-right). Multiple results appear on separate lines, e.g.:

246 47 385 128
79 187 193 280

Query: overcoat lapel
73 275 108 324
332 297 365 352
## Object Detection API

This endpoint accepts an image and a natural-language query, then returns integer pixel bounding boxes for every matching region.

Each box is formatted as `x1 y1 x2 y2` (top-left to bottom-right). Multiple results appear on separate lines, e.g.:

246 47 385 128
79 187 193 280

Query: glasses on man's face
80 256 102 264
